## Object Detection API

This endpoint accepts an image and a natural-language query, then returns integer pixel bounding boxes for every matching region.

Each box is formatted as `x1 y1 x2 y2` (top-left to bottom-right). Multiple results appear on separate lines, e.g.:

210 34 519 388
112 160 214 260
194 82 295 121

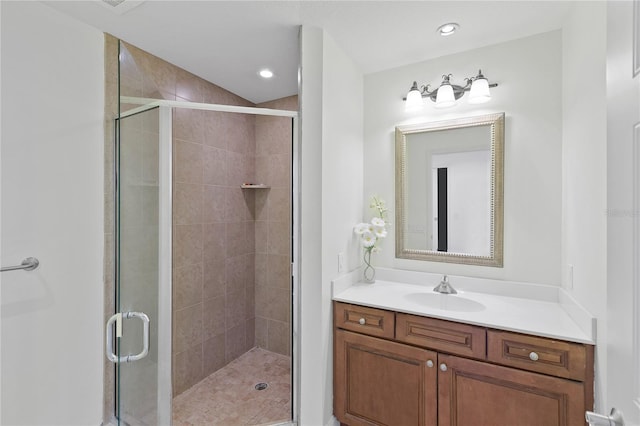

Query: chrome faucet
433 275 457 294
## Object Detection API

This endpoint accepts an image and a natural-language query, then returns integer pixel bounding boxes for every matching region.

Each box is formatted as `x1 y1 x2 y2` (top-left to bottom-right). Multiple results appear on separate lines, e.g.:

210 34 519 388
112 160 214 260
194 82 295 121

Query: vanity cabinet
334 301 594 426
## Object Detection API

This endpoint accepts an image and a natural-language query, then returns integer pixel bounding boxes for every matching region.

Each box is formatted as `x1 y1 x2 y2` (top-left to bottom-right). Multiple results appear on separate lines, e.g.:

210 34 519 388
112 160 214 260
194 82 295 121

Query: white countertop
332 270 595 345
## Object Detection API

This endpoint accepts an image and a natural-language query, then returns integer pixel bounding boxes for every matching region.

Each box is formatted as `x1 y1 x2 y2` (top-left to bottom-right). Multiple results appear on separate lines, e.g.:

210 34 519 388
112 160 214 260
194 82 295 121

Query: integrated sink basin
404 292 486 312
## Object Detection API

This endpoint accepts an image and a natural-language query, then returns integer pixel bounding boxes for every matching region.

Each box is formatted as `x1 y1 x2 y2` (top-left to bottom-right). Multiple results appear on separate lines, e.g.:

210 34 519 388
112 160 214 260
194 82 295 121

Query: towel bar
1 257 39 272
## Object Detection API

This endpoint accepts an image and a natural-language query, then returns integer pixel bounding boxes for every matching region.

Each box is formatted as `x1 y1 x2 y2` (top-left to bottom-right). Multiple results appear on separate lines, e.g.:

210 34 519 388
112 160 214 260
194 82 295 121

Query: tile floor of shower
173 348 291 426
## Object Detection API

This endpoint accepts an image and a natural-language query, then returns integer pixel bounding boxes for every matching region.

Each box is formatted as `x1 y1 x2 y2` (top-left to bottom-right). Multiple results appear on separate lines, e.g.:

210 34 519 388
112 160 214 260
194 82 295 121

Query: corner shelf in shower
240 184 270 189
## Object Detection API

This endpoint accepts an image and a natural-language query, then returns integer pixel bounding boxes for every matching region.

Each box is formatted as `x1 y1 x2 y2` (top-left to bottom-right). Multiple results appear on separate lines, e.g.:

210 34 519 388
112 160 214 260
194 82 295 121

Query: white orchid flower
371 217 385 227
375 228 387 239
353 222 369 235
361 231 376 248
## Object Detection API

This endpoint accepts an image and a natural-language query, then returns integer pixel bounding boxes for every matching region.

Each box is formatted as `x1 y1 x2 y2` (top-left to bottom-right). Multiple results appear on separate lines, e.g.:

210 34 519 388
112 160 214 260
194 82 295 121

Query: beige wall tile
203 185 226 223
254 221 268 254
123 42 176 96
175 69 205 103
225 254 247 294
245 318 255 349
245 221 256 254
226 151 249 187
173 224 203 269
203 223 226 264
253 189 268 221
267 188 291 223
254 254 268 288
245 285 255 322
225 187 251 221
254 155 270 185
173 108 205 144
203 111 229 150
255 286 289 323
174 183 203 225
173 304 203 354
225 323 247 363
143 57 176 96
173 183 203 225
268 254 291 289
203 146 227 186
266 319 290 356
267 153 291 188
225 290 246 330
203 334 226 376
174 139 203 184
255 317 267 348
173 263 203 311
203 83 252 107
225 222 246 258
268 220 290 256
203 296 226 341
255 116 291 156
257 95 298 112
203 259 226 300
172 344 204 395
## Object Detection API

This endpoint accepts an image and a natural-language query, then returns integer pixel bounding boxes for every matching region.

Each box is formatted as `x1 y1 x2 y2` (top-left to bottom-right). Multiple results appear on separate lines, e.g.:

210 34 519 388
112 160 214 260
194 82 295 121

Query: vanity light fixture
404 70 497 110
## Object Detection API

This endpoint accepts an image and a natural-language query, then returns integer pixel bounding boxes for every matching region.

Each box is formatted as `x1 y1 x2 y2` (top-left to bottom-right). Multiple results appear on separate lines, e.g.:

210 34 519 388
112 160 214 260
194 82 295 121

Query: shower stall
107 40 299 425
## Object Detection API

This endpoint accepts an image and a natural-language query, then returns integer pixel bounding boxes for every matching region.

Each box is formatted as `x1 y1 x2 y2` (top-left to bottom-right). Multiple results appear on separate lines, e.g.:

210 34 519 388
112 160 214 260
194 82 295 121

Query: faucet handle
441 275 449 284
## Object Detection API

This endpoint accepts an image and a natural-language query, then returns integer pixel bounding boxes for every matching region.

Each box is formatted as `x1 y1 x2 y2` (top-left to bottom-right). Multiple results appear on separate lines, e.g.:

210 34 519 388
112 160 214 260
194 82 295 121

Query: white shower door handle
106 311 150 363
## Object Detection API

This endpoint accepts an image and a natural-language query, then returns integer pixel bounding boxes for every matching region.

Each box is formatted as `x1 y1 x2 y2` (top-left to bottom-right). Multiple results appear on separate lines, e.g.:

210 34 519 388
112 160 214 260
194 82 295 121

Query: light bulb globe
469 78 491 104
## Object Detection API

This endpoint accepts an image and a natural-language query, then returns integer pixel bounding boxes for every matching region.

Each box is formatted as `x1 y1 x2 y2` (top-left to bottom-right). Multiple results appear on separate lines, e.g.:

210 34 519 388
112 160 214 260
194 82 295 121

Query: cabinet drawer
396 313 486 360
487 330 589 381
334 302 395 339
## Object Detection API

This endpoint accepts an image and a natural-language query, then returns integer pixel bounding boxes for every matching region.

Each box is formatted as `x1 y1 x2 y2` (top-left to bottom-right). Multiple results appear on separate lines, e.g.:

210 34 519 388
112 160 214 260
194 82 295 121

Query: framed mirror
395 112 504 266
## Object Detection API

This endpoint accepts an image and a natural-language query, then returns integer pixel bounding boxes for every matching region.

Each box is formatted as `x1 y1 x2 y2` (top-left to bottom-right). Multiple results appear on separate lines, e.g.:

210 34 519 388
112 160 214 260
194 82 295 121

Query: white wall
364 31 563 285
0 2 104 424
561 1 608 413
299 26 363 426
604 1 640 422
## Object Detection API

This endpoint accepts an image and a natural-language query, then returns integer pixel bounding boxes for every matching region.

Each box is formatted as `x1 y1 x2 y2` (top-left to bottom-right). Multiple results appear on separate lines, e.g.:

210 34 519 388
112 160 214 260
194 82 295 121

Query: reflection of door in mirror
430 150 491 255
405 125 491 256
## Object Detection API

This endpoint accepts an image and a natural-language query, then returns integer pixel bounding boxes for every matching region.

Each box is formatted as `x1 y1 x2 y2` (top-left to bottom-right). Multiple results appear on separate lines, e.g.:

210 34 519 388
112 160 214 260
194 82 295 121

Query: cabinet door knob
358 318 366 325
440 363 448 372
529 351 539 361
426 360 434 368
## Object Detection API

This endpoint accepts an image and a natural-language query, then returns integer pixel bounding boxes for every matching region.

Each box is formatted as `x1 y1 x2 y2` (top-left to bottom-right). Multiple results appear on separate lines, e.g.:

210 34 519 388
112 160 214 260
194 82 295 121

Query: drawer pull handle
440 363 448 372
427 360 434 368
358 318 366 325
529 351 539 361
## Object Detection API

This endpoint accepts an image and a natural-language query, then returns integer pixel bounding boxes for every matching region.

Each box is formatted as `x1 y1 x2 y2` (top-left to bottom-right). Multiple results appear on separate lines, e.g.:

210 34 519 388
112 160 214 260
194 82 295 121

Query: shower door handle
106 311 150 363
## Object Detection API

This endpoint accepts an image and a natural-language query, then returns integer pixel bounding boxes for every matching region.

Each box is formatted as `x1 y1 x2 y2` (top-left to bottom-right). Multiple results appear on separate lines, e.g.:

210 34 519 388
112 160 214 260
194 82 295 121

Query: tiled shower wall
106 37 297 409
171 107 258 395
254 96 296 356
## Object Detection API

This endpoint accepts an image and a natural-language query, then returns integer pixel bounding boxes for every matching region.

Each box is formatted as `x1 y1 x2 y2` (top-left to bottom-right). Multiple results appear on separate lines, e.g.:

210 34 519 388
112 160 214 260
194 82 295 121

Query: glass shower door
110 105 172 425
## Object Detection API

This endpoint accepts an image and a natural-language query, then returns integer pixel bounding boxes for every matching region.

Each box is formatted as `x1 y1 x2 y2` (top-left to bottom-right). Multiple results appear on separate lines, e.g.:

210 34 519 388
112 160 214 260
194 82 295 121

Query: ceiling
45 0 575 104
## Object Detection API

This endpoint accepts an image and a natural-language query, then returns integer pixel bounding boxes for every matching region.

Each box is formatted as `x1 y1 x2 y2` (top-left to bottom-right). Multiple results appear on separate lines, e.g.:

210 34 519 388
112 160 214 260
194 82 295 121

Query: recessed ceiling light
437 23 460 36
259 69 274 79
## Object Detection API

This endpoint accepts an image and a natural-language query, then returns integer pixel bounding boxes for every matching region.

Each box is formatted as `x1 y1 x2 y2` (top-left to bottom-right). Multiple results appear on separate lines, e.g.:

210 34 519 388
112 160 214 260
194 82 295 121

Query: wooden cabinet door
335 329 438 426
438 354 586 426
